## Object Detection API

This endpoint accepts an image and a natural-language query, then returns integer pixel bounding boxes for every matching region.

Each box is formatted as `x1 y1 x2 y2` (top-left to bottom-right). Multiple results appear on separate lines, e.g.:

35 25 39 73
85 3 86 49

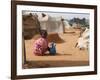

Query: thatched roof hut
22 13 41 39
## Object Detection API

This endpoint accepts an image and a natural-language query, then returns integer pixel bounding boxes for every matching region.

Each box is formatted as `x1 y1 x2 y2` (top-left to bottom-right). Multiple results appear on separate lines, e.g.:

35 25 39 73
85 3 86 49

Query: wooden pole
61 18 65 33
22 32 27 65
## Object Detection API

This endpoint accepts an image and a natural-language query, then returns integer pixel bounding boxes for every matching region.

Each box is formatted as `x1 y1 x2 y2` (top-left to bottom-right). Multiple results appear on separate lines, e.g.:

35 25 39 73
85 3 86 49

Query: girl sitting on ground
33 30 49 56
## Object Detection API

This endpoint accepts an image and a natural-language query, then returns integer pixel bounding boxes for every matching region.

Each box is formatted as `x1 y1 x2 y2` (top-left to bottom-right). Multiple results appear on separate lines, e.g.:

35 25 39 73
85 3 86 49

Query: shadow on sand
47 33 65 43
23 60 89 69
43 53 72 56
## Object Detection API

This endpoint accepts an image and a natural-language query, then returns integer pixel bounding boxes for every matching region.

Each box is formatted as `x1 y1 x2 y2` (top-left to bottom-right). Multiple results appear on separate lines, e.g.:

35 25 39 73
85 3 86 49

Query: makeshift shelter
81 28 89 39
72 23 81 29
63 20 72 29
38 13 65 33
22 13 41 39
77 28 89 49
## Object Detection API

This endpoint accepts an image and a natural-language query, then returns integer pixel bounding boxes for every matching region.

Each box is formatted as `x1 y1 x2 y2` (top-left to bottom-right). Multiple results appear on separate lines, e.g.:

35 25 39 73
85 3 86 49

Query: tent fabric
38 13 64 33
63 21 71 29
77 28 89 49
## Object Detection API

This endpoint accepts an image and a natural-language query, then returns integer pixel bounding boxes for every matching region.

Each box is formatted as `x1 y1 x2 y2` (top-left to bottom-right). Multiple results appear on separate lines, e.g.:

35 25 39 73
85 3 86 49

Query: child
33 30 49 56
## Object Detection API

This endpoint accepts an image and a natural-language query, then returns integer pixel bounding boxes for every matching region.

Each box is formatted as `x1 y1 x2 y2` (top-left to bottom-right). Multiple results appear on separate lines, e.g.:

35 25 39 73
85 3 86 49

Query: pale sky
46 12 89 20
22 11 90 20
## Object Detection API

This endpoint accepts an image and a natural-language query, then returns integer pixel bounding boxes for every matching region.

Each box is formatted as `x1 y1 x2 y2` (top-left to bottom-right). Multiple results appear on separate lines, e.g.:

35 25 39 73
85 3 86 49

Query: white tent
82 28 89 39
38 13 64 33
72 23 81 28
77 28 89 49
63 20 72 29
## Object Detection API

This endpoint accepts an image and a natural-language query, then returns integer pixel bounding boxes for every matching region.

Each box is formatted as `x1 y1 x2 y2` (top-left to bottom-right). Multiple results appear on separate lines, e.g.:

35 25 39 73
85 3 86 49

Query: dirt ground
23 29 89 68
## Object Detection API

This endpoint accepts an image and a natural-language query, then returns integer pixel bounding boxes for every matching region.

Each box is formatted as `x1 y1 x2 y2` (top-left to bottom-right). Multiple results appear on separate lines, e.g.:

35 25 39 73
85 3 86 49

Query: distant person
33 30 49 56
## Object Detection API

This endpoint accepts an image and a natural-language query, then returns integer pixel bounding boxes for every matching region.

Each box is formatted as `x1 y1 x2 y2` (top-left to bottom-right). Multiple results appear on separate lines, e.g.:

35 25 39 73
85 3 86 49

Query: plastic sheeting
38 13 64 33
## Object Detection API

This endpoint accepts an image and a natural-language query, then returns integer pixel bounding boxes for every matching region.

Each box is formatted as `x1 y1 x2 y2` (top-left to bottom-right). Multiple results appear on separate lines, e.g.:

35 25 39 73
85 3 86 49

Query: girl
33 30 49 56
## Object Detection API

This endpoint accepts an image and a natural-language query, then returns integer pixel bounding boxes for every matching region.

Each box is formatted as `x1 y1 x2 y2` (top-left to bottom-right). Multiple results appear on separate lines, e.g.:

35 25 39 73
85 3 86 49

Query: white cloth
77 37 84 48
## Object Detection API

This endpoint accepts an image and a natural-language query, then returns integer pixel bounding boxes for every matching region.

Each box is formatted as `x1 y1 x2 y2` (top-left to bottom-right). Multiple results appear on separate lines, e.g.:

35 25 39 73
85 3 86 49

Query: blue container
49 42 56 55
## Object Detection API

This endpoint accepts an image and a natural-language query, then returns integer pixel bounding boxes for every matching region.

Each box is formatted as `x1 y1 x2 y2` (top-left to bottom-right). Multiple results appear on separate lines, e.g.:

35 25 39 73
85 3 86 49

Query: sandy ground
23 29 89 68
